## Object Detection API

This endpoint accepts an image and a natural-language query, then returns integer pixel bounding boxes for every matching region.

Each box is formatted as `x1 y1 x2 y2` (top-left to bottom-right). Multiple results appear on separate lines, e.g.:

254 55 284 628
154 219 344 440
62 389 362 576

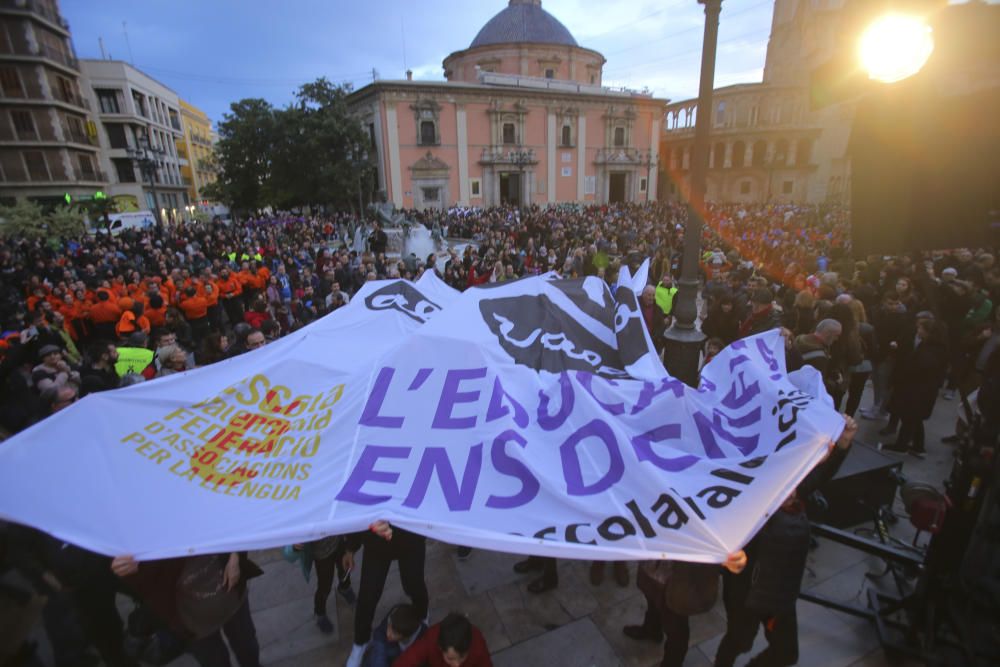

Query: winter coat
889 337 948 420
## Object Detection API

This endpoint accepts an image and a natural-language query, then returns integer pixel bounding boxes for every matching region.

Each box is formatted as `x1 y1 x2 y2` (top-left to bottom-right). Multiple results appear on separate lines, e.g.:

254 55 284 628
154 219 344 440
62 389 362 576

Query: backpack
638 560 720 616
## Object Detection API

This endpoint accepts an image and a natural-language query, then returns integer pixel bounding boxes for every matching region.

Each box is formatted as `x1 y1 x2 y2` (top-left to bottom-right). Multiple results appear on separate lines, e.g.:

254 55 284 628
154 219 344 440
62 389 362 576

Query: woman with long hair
843 299 875 417
828 302 862 410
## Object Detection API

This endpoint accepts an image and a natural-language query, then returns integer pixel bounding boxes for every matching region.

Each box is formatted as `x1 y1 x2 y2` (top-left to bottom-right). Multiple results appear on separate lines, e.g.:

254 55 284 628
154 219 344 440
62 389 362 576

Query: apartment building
0 0 104 206
80 58 189 220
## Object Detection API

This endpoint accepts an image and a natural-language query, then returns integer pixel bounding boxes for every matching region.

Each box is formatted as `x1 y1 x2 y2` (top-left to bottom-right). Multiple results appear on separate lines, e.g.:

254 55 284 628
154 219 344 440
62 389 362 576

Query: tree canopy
206 78 374 214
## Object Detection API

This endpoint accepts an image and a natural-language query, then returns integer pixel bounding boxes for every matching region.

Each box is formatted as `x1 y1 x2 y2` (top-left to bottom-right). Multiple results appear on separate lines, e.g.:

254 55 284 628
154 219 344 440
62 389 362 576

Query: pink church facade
348 0 667 210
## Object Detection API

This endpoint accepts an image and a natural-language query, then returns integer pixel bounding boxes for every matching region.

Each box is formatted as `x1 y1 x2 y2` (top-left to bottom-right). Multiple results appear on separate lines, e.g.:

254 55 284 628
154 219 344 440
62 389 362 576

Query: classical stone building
348 0 666 210
660 0 855 205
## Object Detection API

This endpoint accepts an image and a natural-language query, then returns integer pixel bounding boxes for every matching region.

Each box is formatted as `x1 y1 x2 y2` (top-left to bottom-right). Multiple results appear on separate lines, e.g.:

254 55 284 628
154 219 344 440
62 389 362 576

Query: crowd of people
1 199 998 667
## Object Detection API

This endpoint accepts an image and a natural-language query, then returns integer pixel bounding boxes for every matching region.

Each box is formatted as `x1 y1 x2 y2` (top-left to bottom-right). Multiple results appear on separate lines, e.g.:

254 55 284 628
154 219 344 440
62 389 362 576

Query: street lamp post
641 149 655 201
127 134 165 225
350 143 369 218
508 149 533 210
662 0 723 387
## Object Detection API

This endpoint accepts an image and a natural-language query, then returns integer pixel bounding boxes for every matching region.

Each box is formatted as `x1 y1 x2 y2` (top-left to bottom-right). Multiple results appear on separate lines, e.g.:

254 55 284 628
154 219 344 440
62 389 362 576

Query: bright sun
858 14 935 84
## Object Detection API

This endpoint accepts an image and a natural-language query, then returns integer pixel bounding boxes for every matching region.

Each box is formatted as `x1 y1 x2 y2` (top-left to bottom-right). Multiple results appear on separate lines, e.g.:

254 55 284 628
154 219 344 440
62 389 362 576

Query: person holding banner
343 521 428 667
109 552 263 667
714 414 858 667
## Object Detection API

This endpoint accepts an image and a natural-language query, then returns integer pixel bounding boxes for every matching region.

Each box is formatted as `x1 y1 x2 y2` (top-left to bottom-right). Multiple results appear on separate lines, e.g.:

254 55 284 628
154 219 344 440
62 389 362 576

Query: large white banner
0 263 843 562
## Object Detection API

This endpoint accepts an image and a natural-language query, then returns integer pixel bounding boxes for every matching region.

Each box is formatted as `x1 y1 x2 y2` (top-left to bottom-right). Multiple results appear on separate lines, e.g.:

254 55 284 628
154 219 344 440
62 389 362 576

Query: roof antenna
122 21 134 65
98 36 107 60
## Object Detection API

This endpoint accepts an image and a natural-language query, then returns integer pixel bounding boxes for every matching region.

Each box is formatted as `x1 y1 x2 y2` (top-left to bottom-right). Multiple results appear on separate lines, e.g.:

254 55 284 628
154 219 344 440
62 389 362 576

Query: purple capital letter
560 419 624 496
359 367 405 428
486 430 540 509
432 368 487 429
335 445 411 505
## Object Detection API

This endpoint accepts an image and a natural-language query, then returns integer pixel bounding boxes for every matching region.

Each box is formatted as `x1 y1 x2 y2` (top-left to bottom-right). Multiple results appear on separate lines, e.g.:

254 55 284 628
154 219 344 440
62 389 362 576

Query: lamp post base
663 325 706 388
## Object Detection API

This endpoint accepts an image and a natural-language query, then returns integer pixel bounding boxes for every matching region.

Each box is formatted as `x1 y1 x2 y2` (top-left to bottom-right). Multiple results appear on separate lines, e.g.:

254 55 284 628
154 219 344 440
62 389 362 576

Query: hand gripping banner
0 262 844 562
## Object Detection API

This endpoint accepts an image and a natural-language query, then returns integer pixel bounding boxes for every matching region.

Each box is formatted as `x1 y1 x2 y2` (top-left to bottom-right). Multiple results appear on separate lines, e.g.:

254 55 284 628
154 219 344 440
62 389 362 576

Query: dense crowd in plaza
1 200 999 667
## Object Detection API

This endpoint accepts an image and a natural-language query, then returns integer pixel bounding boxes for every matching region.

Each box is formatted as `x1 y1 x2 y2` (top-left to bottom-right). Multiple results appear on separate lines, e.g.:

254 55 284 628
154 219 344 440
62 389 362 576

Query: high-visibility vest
114 346 154 377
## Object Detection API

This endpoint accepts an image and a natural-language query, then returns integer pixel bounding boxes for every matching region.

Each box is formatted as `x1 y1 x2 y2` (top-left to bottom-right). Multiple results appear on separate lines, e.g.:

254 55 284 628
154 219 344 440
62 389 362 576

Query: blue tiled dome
470 0 578 49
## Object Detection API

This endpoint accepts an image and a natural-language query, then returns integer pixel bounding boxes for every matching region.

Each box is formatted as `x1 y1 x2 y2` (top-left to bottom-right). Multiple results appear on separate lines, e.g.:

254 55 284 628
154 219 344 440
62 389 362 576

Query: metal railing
39 42 77 69
75 168 107 183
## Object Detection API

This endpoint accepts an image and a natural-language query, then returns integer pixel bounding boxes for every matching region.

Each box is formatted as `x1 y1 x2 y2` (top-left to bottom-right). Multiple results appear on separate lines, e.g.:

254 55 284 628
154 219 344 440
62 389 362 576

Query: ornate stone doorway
499 172 521 206
608 172 627 203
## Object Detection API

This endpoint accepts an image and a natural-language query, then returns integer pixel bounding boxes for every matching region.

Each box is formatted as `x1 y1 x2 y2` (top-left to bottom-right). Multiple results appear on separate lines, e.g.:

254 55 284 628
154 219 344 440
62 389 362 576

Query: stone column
576 115 587 200
547 110 557 203
386 102 403 208
456 105 470 205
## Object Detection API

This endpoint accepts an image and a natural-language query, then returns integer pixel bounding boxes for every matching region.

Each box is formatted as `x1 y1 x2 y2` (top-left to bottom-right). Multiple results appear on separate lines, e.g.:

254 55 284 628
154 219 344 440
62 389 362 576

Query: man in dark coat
884 319 949 457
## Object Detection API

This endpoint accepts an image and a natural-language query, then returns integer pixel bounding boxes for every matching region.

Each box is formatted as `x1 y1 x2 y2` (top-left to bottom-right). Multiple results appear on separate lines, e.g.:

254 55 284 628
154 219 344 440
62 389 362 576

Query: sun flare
859 14 935 84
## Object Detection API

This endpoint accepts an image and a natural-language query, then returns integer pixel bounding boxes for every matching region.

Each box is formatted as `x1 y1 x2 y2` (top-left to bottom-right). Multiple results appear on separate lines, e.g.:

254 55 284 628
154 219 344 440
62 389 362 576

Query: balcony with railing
38 42 78 70
0 1 71 35
52 86 90 110
75 167 107 183
64 125 98 147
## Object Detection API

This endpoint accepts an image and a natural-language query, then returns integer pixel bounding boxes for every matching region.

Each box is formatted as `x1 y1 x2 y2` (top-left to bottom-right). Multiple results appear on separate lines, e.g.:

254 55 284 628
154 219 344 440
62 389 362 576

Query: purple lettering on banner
576 372 625 416
699 377 717 393
359 367 405 428
721 372 760 410
560 419 624 496
432 368 487 429
407 368 433 391
730 339 748 350
335 445 411 505
537 372 574 431
485 377 530 429
728 354 751 372
630 423 699 472
486 430 540 509
403 444 483 511
755 338 783 381
693 409 761 458
630 377 685 415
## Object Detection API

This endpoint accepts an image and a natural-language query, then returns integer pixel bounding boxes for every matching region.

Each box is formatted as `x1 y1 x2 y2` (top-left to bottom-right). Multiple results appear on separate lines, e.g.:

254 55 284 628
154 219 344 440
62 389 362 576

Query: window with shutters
544 68 555 79
77 154 96 180
96 89 121 114
0 67 23 97
614 126 625 147
11 110 37 140
502 122 516 145
561 124 572 147
419 120 436 146
22 151 49 180
112 158 136 183
105 123 128 149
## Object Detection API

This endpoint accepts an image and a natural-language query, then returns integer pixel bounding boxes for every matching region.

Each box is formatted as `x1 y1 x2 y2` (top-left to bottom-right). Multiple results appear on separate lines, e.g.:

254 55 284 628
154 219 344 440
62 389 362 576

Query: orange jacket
146 305 167 327
116 311 151 337
217 276 243 298
89 300 123 324
203 282 220 307
178 295 208 320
